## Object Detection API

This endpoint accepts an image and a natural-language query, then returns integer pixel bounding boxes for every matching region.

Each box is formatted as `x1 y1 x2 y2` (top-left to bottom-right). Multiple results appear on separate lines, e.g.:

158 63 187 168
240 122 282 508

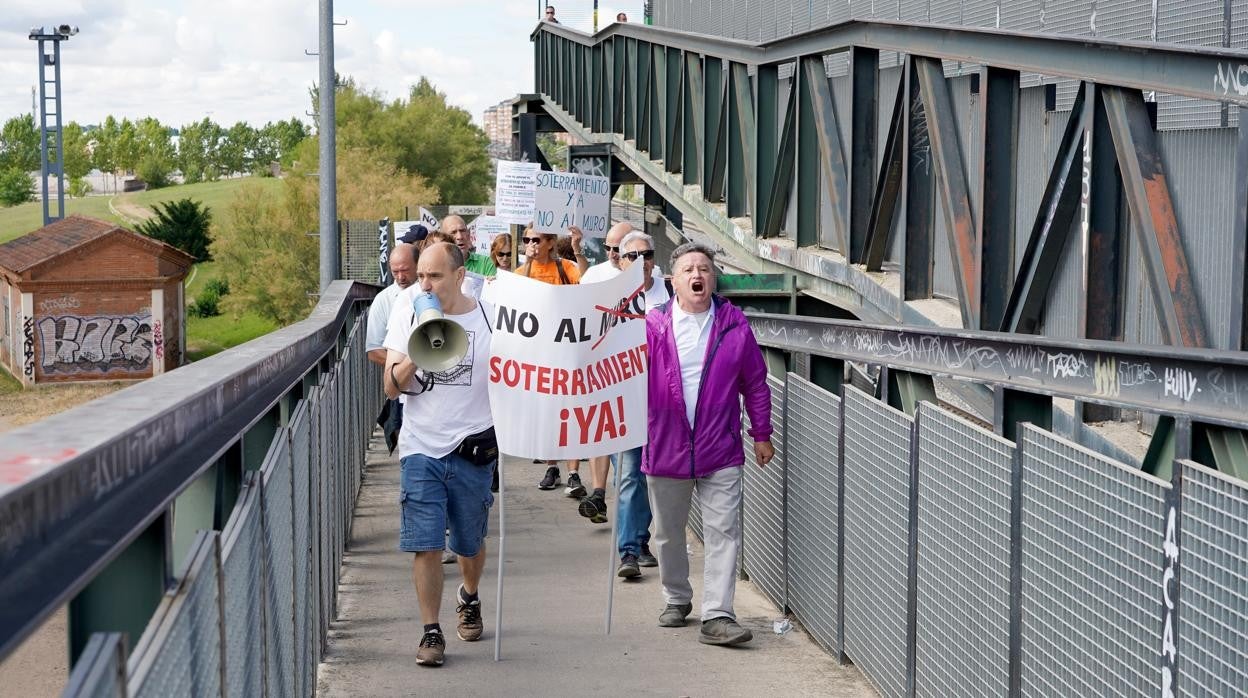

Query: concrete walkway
317 442 875 697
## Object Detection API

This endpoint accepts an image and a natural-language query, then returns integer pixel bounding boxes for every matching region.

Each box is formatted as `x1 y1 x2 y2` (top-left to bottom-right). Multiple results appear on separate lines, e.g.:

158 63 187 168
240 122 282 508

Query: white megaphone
407 291 469 372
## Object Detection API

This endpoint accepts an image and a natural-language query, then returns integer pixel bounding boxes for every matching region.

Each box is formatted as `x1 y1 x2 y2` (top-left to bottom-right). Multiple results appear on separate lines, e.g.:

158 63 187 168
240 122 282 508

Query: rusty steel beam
1000 83 1088 335
864 77 906 272
915 56 979 328
903 58 934 301
802 56 851 255
977 67 1019 331
1102 86 1209 348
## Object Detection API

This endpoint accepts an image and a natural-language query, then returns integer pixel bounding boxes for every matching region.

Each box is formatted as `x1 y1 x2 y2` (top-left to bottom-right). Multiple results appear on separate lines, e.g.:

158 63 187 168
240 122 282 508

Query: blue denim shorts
399 452 495 555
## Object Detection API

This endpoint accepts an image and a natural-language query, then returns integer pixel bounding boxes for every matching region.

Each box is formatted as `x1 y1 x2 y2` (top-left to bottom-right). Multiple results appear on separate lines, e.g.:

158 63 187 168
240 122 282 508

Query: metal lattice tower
28 26 77 227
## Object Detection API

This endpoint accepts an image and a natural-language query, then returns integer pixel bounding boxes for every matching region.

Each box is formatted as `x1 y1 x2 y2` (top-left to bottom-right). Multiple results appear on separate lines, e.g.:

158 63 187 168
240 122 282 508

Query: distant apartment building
482 100 512 152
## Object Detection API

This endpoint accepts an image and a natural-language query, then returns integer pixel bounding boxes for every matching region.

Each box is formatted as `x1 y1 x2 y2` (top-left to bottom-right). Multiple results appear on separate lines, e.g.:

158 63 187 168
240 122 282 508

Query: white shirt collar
671 297 714 329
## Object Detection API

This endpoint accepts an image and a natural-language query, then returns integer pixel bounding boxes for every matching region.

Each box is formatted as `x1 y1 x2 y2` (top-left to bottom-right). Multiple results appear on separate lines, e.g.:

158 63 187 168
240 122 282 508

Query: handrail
747 312 1248 429
0 280 379 659
533 18 1248 107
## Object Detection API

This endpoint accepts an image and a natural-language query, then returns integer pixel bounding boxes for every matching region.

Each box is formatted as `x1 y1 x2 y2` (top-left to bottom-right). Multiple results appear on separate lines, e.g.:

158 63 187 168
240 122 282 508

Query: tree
327 76 493 204
113 118 140 175
0 114 40 173
0 168 33 206
178 118 224 183
218 122 257 176
253 118 309 173
60 122 93 180
92 116 121 191
134 118 176 188
212 141 439 324
135 198 213 260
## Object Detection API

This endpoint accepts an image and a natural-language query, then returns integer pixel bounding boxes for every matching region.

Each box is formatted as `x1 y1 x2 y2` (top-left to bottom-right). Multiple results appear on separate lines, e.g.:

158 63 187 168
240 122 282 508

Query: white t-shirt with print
383 289 495 458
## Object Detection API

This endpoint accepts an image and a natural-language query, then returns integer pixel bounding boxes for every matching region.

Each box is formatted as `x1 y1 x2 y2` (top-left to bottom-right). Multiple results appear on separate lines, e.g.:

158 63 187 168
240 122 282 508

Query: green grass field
185 311 279 361
0 196 124 242
128 177 283 220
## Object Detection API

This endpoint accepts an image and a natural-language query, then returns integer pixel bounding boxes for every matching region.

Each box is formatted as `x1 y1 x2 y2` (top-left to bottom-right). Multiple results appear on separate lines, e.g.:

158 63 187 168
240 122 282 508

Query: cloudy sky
0 1 647 130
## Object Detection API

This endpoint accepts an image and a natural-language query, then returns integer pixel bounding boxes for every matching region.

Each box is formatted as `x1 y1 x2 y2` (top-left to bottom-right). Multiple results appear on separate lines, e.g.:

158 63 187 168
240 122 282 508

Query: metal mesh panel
221 485 264 698
63 634 126 698
914 404 1013 698
742 374 788 609
130 536 222 698
262 420 296 698
292 392 316 698
785 374 842 653
1179 461 1248 697
341 219 386 285
1018 425 1169 697
842 386 913 698
1095 0 1153 41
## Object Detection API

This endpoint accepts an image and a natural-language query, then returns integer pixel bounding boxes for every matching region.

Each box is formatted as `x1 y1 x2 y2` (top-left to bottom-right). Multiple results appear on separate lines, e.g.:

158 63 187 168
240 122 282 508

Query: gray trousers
646 466 743 621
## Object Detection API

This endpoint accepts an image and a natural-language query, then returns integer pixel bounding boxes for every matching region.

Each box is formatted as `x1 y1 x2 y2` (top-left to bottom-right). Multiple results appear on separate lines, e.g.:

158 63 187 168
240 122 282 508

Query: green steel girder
902 57 934 301
637 41 652 154
624 38 637 140
651 44 667 162
864 76 905 271
728 62 755 219
977 67 1020 332
704 56 726 202
850 47 879 263
1194 424 1248 481
761 73 797 239
882 367 937 416
755 64 779 237
682 52 704 187
800 55 850 253
665 46 682 174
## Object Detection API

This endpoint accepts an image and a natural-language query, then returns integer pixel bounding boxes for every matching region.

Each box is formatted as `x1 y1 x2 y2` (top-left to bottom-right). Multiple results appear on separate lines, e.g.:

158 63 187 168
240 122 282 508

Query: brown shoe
416 630 445 666
456 585 484 641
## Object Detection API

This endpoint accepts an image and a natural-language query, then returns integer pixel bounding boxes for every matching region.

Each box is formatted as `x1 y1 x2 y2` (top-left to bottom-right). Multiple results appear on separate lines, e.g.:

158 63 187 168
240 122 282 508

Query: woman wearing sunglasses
514 226 583 285
489 234 513 272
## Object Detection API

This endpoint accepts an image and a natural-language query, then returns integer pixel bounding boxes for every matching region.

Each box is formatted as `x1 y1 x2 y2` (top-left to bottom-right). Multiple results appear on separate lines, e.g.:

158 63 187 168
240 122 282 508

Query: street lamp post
28 25 78 227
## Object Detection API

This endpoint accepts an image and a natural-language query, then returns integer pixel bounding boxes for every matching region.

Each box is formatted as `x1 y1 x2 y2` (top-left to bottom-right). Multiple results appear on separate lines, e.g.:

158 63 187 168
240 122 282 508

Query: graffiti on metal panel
152 321 164 360
1159 503 1179 698
1212 62 1248 97
38 295 80 313
1163 367 1198 402
1094 357 1162 399
570 156 607 177
37 315 153 374
22 317 34 379
1206 367 1242 408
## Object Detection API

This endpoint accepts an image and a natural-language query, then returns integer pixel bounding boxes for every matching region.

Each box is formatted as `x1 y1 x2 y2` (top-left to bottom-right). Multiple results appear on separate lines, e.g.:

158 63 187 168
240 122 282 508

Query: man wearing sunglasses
619 231 670 310
580 221 631 284
544 5 559 23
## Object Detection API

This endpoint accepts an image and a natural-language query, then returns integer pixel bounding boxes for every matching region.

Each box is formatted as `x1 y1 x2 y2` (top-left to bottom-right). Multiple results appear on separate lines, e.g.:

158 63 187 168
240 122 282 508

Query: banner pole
605 453 620 634
494 455 507 661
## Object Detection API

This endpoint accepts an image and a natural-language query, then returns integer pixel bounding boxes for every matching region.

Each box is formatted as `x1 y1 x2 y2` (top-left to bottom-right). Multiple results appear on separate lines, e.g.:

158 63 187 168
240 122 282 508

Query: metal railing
728 312 1248 697
0 281 382 695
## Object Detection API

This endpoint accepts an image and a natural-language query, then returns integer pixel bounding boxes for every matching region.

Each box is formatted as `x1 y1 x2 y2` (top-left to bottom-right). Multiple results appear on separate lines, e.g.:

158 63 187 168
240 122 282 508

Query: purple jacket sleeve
737 324 773 442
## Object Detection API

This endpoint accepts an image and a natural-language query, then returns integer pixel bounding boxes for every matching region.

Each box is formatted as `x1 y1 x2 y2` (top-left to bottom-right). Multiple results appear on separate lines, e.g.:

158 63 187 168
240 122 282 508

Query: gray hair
619 230 654 251
669 241 716 271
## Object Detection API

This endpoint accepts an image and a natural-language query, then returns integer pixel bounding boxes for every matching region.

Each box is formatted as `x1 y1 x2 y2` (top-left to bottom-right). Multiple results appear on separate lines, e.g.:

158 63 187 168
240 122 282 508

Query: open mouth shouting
690 279 705 293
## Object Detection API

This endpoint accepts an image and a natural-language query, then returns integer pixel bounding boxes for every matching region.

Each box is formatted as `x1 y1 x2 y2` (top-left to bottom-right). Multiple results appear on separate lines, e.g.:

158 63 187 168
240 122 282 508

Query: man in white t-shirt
383 242 496 667
366 243 418 454
579 221 631 285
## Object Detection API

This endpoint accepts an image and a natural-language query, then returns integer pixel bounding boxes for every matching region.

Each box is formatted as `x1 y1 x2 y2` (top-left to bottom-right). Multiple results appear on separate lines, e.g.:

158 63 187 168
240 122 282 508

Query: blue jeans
614 446 651 557
399 452 495 555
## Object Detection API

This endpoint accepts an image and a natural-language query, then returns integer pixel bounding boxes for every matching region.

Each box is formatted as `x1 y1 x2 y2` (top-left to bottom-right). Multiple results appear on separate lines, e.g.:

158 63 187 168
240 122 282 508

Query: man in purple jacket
643 242 775 646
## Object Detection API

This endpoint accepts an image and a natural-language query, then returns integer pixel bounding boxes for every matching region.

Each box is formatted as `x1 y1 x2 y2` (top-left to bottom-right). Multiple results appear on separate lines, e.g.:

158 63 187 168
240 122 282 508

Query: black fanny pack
456 426 498 465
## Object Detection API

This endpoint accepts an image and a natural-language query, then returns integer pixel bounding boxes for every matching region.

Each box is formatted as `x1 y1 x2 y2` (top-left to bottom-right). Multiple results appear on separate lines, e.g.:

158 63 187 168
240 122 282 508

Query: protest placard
469 215 512 256
494 161 541 224
531 171 611 237
487 264 647 460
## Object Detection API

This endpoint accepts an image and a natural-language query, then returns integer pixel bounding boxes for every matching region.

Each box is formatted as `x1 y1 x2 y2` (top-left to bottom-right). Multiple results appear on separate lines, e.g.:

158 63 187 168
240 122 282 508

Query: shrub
136 198 212 260
0 168 33 207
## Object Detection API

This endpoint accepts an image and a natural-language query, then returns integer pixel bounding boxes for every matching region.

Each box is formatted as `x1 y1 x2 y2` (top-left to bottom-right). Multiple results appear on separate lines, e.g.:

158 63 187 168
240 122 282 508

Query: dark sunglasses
604 245 620 253
497 251 512 258
623 249 655 261
522 236 545 244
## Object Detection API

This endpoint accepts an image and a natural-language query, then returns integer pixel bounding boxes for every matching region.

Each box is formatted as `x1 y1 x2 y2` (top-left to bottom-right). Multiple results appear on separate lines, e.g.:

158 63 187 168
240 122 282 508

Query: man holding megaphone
383 242 497 667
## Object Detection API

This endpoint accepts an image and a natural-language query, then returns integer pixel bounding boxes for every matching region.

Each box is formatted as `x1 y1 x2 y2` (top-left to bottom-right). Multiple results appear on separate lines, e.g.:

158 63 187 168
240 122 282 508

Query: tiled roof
0 216 122 273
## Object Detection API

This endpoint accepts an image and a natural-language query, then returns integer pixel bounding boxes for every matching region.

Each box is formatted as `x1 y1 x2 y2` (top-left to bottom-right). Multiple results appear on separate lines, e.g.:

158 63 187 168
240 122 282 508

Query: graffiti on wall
22 316 34 379
152 321 164 360
37 314 153 375
38 295 81 313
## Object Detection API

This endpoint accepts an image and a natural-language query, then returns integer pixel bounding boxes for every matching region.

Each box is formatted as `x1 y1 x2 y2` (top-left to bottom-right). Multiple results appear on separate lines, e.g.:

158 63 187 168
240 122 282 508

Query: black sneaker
617 554 641 578
578 491 607 523
658 602 693 627
637 544 658 567
564 472 586 498
538 466 560 490
699 617 753 646
416 629 445 666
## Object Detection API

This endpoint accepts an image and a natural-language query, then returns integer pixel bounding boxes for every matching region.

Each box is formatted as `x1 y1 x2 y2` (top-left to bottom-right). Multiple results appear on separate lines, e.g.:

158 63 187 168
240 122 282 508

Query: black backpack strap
555 257 571 285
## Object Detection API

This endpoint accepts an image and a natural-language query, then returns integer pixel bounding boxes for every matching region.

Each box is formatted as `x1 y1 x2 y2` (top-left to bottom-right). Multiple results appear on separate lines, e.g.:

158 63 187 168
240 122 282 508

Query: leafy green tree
67 177 92 198
60 122 93 180
92 116 120 190
135 198 213 260
0 114 40 173
134 118 176 188
0 168 33 206
218 122 257 175
178 118 224 183
253 118 309 173
113 118 140 174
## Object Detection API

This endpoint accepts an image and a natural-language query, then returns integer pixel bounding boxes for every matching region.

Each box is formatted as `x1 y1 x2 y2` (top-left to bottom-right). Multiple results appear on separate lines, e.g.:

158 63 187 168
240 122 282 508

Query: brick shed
0 215 195 386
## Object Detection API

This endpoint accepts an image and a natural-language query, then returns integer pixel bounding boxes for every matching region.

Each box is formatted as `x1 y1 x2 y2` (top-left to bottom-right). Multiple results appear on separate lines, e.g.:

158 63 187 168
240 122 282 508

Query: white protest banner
531 171 611 237
470 215 512 256
494 161 541 224
419 207 441 231
487 264 647 460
